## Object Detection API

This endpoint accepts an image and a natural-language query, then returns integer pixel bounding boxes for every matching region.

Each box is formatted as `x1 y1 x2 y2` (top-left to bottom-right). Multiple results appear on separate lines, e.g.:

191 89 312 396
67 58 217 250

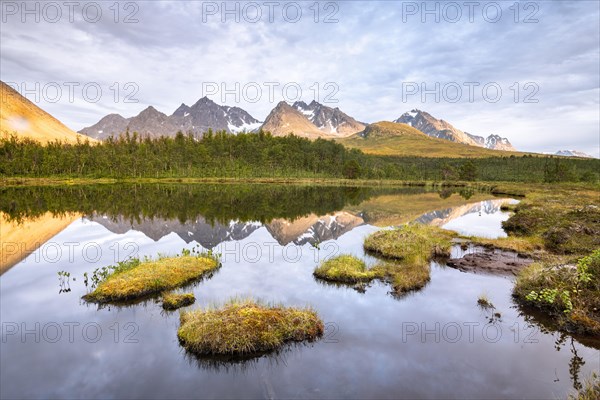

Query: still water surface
0 185 598 399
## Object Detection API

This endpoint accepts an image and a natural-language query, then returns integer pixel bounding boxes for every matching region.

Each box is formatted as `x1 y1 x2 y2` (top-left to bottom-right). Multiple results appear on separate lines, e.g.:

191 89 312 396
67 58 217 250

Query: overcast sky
1 0 598 155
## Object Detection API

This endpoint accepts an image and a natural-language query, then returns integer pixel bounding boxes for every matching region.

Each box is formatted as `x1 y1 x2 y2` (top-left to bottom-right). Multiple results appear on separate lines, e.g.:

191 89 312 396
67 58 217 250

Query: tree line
0 130 598 183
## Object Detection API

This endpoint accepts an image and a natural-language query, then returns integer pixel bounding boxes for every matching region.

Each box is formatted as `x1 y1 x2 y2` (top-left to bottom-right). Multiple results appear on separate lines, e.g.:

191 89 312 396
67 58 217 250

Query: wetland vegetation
162 292 196 310
83 252 220 304
177 298 324 356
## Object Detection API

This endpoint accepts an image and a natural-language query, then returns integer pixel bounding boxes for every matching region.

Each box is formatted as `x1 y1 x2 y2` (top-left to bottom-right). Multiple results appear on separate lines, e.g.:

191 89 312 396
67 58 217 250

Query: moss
514 250 600 335
162 292 196 310
313 255 383 283
364 224 454 265
83 255 219 303
177 298 324 356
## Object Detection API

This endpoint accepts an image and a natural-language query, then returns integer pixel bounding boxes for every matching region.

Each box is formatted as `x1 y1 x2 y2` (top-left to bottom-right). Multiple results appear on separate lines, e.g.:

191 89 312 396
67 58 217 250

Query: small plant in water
57 270 71 293
477 293 494 309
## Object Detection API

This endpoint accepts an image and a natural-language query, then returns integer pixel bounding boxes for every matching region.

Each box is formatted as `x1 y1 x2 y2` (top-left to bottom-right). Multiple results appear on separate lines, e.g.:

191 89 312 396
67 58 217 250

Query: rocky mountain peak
395 109 516 151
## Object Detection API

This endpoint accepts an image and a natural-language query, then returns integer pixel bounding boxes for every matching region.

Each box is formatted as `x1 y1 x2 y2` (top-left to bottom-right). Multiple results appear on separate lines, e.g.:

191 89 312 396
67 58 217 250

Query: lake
1 184 598 399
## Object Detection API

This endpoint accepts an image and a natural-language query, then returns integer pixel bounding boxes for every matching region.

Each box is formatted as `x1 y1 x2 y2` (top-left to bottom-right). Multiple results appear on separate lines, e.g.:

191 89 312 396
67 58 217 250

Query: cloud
0 0 598 155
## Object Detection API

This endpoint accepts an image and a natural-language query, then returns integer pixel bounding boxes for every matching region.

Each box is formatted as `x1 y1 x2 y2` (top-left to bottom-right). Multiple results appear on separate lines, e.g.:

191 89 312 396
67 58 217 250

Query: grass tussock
469 236 544 257
177 298 324 356
514 250 600 335
313 255 430 295
364 224 455 265
313 255 383 283
477 293 494 309
568 372 600 400
162 292 196 310
372 261 431 294
83 254 220 303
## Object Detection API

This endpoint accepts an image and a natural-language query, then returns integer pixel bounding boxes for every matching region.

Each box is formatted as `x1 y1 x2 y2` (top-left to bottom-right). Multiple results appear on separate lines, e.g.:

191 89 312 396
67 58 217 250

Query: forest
0 130 598 183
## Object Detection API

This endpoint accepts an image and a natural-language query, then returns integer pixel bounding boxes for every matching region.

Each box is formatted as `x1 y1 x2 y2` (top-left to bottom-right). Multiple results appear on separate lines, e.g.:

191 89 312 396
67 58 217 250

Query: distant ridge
79 96 261 139
394 109 516 151
554 150 595 158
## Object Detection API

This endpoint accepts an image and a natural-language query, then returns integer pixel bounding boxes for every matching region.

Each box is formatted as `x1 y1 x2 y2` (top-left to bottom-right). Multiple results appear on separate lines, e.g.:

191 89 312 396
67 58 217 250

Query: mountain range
553 150 594 158
394 109 515 151
2 79 594 157
79 96 261 139
79 97 518 152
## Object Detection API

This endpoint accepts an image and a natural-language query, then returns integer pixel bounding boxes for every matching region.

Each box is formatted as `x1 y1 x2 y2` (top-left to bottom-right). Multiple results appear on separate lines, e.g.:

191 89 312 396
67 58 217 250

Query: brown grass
178 298 324 355
83 255 219 303
162 292 196 310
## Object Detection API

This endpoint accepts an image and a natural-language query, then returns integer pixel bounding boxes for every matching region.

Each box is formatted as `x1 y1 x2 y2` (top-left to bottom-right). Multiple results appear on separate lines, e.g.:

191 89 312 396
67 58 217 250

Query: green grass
177 298 324 356
500 187 600 255
514 250 600 335
361 224 456 295
364 224 455 265
568 372 600 400
313 255 383 283
83 255 219 303
162 292 196 310
372 261 432 294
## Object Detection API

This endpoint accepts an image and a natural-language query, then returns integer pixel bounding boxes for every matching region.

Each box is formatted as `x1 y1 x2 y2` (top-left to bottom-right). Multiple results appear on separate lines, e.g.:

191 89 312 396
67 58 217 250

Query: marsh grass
177 298 324 356
372 261 431 294
83 254 220 303
514 250 600 335
500 188 600 255
313 255 383 283
568 372 600 400
162 292 196 310
313 254 430 295
364 224 454 265
499 203 517 212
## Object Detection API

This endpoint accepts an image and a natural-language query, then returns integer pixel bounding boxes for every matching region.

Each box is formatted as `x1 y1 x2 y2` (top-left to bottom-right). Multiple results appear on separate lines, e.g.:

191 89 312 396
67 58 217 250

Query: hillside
338 121 526 158
0 81 93 144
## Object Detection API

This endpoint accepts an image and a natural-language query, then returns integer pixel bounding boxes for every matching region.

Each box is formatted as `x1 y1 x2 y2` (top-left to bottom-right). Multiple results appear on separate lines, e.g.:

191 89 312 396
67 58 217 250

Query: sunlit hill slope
338 121 527 158
0 81 94 144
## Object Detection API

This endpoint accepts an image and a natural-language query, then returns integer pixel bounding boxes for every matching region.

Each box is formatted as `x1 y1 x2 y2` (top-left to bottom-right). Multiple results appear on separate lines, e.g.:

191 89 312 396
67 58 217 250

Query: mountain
0 81 94 144
79 114 129 140
554 150 594 158
338 121 523 158
126 106 180 138
394 109 516 151
261 101 364 139
79 96 261 139
292 100 365 137
261 101 325 139
171 96 261 134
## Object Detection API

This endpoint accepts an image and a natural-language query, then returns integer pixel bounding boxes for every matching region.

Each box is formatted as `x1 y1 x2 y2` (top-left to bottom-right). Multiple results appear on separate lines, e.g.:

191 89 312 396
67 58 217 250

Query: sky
1 0 599 155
